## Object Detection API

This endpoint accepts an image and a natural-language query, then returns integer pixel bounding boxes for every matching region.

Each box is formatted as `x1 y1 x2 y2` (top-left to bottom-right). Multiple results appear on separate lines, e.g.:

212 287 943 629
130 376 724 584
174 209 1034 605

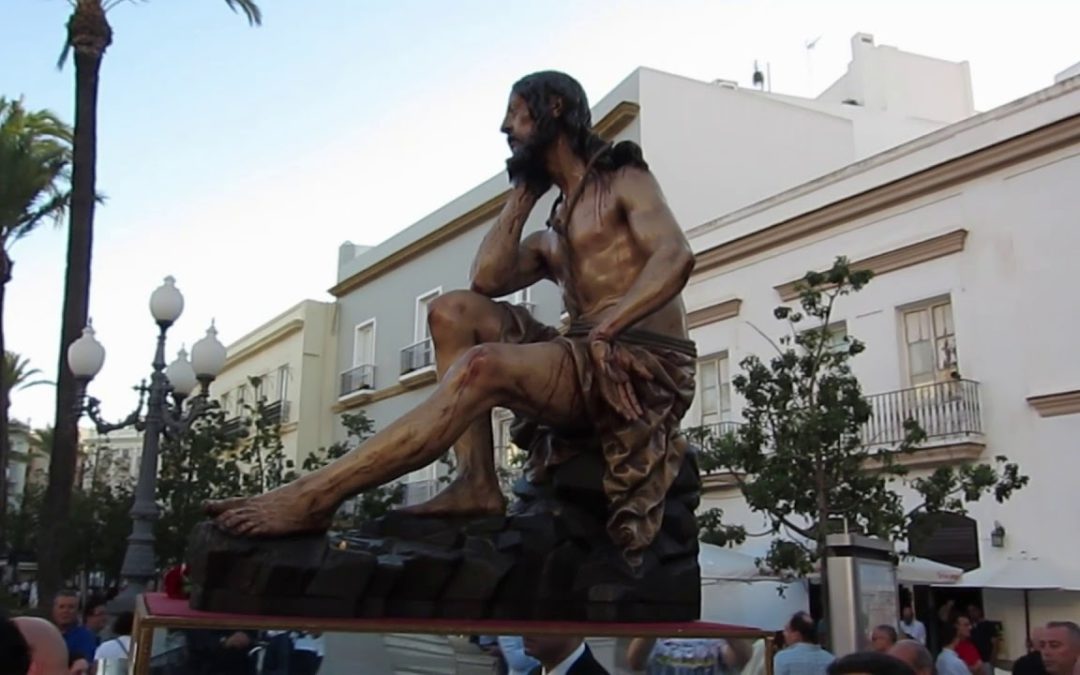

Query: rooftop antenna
752 60 765 90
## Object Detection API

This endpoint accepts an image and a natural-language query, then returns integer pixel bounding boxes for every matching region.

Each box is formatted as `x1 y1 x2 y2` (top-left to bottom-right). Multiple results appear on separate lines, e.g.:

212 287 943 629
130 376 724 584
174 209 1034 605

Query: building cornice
694 114 1080 277
687 298 742 329
773 229 968 301
223 319 304 370
1027 389 1080 417
329 102 641 298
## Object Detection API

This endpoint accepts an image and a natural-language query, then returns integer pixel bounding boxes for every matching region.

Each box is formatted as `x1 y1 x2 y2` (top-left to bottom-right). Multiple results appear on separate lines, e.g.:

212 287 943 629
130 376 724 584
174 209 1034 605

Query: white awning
698 545 963 585
698 543 779 583
897 555 963 585
946 551 1080 590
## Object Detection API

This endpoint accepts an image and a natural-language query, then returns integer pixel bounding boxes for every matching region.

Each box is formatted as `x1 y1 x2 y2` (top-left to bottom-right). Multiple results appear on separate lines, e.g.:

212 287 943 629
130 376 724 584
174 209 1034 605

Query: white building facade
687 74 1080 654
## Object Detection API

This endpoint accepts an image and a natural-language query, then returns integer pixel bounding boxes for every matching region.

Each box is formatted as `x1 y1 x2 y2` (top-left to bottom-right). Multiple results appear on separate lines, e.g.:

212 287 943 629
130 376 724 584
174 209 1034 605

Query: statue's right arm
469 186 550 297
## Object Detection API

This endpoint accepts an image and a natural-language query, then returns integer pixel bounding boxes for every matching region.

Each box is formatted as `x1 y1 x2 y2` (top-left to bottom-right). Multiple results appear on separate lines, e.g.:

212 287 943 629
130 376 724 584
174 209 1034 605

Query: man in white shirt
900 607 927 646
523 635 609 675
93 612 133 662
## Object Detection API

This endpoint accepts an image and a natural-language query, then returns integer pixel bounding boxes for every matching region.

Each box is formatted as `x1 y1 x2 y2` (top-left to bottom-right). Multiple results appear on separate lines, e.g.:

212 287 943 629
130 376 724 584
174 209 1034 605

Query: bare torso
538 170 689 340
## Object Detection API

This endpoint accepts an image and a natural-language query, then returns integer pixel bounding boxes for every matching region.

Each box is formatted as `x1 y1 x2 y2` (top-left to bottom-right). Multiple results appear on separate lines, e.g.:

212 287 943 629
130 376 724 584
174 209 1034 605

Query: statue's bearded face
502 93 557 192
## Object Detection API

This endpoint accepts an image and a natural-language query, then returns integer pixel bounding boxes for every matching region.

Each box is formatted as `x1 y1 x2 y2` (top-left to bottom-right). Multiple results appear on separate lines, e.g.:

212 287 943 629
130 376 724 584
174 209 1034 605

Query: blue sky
2 0 1078 427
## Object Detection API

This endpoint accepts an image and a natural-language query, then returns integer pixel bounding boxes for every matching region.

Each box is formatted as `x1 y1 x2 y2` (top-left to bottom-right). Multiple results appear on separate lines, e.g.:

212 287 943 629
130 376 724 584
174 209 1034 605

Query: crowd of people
3 592 1077 674
0 589 133 675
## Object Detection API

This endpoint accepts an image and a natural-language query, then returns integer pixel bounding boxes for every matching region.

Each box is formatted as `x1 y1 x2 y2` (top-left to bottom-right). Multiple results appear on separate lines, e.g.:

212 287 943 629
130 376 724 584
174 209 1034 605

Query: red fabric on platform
142 593 762 633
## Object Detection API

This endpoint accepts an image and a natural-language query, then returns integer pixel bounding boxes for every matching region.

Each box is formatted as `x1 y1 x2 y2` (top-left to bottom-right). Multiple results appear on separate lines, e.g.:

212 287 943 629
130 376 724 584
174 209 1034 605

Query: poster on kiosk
827 534 900 655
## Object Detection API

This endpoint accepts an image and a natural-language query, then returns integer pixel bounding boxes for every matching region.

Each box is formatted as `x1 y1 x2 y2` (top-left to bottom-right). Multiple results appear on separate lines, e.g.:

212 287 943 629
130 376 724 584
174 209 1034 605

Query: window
353 320 376 367
823 322 849 353
902 299 957 386
235 384 248 413
697 354 732 425
415 288 442 343
800 321 848 353
498 287 531 306
492 409 524 471
276 365 289 402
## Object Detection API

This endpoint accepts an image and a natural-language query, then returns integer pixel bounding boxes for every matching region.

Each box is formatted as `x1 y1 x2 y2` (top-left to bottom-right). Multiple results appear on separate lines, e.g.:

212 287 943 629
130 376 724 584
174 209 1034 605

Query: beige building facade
214 300 338 470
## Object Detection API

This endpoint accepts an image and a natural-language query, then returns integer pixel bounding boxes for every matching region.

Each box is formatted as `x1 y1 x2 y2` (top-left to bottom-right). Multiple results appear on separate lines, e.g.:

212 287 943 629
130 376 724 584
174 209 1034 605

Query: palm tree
2 426 52 573
0 99 71 532
40 0 263 607
2 352 53 394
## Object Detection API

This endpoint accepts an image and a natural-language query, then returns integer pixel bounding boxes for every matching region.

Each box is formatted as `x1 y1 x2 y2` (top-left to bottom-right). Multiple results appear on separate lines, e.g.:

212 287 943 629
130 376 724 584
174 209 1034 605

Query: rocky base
187 450 702 622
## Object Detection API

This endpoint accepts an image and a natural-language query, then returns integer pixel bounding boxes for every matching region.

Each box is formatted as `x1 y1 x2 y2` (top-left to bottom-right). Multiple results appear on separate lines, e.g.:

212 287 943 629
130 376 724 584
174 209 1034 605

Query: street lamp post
67 276 227 612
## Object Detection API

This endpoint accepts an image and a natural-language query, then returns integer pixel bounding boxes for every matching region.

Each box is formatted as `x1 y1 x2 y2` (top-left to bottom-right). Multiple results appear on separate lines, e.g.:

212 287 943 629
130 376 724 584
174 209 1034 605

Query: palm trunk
0 253 11 538
38 0 111 608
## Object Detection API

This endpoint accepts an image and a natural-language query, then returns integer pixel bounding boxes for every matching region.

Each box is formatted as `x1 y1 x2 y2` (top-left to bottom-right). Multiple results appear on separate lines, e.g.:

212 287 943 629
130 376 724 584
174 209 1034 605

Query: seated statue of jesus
207 70 697 559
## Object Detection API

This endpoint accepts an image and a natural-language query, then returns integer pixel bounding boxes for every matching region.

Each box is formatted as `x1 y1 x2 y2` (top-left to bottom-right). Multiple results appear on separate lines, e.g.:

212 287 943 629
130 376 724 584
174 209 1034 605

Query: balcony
263 399 291 426
862 379 985 468
400 338 436 387
340 364 375 397
693 380 985 491
863 379 983 445
690 421 742 442
221 416 246 440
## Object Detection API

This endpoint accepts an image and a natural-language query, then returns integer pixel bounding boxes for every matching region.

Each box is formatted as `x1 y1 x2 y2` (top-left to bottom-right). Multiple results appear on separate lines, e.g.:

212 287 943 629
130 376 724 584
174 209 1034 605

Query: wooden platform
131 592 774 675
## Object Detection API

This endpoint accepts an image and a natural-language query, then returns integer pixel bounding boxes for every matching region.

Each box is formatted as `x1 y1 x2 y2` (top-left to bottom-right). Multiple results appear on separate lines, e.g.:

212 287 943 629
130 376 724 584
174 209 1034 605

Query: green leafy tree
63 479 132 587
234 377 295 495
697 258 1028 620
41 0 262 606
156 404 246 567
155 394 402 566
302 412 405 528
0 95 71 530
3 449 131 589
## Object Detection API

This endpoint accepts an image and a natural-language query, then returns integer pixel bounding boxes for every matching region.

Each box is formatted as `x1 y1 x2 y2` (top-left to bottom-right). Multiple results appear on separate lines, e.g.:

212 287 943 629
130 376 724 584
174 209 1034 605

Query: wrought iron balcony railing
687 421 742 445
687 380 983 453
862 378 983 446
262 399 291 426
401 338 435 376
340 364 376 396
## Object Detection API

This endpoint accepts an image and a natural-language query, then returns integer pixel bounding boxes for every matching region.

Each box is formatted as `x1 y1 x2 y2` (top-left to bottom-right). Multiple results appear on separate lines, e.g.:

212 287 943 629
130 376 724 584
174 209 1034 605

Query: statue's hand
588 336 654 421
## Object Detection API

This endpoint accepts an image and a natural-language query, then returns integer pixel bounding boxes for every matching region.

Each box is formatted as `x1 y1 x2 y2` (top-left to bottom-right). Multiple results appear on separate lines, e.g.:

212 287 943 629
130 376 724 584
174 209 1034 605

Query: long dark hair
510 71 647 175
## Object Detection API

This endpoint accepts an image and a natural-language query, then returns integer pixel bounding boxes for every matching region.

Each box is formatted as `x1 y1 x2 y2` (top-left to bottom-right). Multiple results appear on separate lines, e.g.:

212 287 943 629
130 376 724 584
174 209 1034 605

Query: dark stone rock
306 547 376 599
443 537 514 603
462 515 507 535
493 529 524 552
534 541 590 620
391 545 461 601
550 451 607 499
662 498 699 543
670 448 703 495
185 447 703 622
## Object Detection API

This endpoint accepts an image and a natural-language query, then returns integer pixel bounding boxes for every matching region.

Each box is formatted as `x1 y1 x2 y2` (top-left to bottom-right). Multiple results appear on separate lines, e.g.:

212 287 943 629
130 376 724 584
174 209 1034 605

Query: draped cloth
498 303 696 561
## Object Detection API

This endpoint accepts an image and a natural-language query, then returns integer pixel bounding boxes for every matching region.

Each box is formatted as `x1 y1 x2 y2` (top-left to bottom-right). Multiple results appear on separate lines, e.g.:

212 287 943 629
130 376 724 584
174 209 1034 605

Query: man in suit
524 635 609 675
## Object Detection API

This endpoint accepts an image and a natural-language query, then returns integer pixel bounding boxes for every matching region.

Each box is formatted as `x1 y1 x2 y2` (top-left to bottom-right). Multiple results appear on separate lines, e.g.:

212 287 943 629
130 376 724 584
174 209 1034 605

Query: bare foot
205 480 336 537
398 477 507 517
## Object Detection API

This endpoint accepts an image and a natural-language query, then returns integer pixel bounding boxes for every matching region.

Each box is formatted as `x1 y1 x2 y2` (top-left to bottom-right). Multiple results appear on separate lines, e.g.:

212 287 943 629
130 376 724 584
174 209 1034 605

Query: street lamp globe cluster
66 276 227 612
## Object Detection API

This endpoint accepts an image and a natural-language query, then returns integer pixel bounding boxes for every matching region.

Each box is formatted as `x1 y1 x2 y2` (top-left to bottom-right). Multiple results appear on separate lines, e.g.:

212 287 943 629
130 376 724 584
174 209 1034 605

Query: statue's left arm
590 167 694 341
